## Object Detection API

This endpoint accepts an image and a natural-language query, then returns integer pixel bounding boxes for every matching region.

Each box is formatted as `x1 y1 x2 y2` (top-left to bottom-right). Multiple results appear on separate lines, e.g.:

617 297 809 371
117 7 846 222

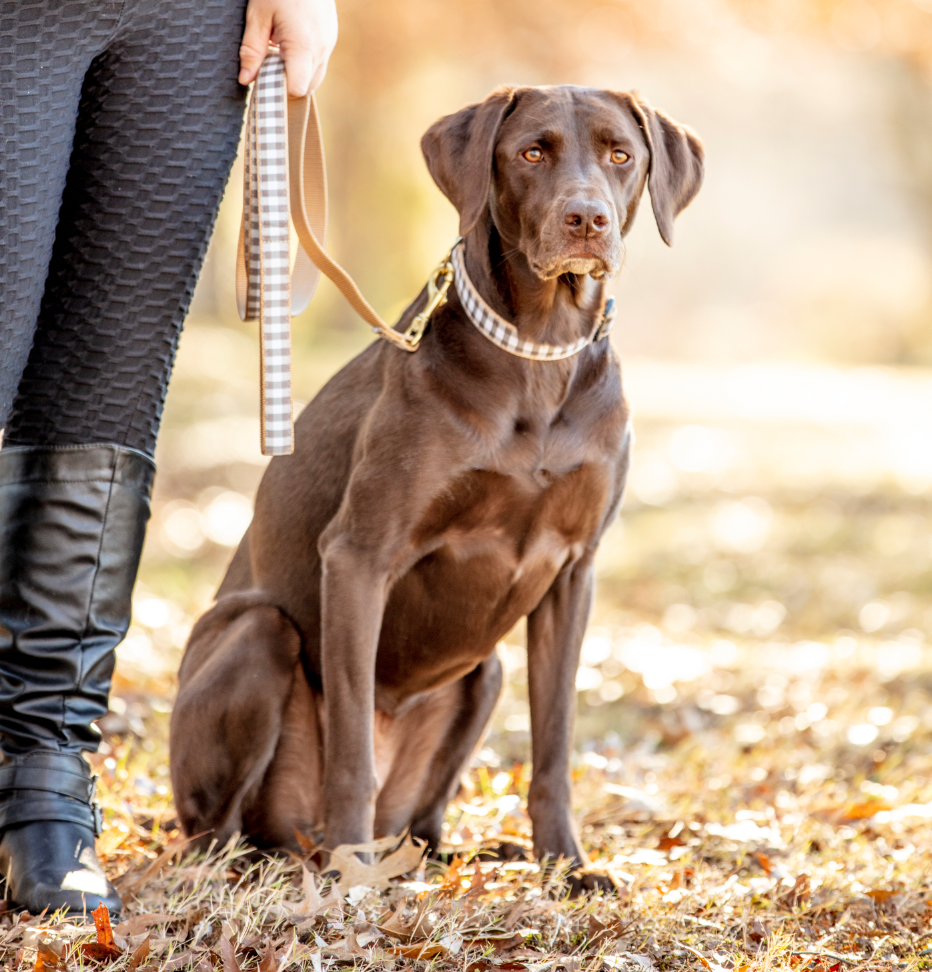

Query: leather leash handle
287 95 413 351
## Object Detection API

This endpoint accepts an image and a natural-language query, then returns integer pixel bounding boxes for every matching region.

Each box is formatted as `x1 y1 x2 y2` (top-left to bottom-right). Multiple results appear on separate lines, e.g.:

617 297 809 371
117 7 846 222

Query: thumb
239 13 272 86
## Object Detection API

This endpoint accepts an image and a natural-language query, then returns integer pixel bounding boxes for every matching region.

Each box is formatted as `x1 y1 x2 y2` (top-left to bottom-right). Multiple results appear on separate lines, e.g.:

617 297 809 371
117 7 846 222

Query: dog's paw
564 869 619 897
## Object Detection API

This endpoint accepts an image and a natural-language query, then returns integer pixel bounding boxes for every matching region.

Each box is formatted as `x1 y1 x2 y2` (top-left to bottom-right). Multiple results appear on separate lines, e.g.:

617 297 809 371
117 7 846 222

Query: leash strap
237 50 406 457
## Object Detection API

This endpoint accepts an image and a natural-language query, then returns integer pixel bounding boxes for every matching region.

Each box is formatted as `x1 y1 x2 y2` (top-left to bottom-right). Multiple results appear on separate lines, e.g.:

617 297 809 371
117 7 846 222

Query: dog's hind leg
240 670 325 852
169 598 302 849
375 652 503 850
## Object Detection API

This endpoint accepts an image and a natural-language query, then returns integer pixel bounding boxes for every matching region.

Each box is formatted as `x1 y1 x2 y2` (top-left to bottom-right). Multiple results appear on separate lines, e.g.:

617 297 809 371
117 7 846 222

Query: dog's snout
563 198 612 238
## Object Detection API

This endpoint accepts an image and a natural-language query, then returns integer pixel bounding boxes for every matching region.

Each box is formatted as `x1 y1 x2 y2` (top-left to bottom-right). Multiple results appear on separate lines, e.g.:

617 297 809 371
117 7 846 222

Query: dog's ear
421 87 517 238
627 95 704 246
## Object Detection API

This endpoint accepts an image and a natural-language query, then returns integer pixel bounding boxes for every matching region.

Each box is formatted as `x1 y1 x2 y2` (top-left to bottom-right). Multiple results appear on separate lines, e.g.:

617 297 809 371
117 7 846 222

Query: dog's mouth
530 247 618 281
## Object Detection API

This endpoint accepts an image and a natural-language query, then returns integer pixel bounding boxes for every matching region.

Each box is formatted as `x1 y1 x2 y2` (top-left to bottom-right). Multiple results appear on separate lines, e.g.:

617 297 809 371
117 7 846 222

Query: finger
308 61 328 93
239 15 273 86
282 46 315 98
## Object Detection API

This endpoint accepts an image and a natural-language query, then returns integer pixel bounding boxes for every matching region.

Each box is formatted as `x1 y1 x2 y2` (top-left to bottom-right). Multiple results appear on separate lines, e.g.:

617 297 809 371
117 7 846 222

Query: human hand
239 0 338 97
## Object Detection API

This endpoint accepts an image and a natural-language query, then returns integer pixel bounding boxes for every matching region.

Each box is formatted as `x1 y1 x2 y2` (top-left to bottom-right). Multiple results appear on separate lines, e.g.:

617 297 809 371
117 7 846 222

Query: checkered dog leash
237 51 616 455
237 50 410 455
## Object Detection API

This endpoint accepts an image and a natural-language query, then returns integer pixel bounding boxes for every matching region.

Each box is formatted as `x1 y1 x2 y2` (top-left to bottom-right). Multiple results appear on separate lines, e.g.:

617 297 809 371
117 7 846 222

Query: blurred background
115 0 932 809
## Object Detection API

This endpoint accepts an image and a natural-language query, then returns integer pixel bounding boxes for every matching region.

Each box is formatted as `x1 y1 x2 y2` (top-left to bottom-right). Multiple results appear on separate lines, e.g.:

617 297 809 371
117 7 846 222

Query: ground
5 333 931 972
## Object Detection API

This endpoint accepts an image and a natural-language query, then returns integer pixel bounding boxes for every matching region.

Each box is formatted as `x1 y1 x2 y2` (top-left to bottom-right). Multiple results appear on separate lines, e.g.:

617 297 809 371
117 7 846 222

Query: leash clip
399 242 459 351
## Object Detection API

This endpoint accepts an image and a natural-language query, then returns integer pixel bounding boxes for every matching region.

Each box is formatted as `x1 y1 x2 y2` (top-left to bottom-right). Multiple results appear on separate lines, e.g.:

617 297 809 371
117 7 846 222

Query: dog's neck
463 220 606 349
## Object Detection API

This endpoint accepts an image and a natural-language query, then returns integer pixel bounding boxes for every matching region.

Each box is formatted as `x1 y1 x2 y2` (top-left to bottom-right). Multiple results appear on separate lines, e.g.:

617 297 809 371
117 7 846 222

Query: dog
169 84 702 887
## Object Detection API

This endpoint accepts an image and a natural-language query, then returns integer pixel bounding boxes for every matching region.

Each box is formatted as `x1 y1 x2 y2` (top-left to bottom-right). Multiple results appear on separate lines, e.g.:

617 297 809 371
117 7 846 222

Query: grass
7 625 932 972
8 329 932 971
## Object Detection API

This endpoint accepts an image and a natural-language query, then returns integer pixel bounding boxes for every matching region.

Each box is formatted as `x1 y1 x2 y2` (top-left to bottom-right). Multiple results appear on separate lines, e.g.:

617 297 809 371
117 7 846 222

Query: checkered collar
450 241 615 361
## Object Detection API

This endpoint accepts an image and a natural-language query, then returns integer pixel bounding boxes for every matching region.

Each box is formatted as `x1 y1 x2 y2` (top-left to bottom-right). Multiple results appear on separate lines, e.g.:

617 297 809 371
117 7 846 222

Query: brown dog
169 85 702 883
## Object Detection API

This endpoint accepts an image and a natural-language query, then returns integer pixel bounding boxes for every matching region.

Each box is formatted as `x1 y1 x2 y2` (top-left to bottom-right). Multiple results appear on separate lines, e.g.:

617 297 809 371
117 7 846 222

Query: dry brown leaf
257 945 278 972
866 888 898 902
327 833 425 894
779 873 811 910
92 904 117 949
840 800 893 822
128 936 151 972
322 932 368 958
300 863 342 915
117 834 202 895
113 914 177 938
378 899 413 941
80 905 122 963
389 941 447 960
437 856 468 897
680 943 713 969
33 939 60 972
220 934 241 972
293 828 318 856
505 898 529 930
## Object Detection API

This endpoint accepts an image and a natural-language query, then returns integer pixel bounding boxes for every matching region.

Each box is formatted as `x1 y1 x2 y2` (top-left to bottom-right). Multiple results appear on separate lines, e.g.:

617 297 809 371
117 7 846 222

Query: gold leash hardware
385 239 460 352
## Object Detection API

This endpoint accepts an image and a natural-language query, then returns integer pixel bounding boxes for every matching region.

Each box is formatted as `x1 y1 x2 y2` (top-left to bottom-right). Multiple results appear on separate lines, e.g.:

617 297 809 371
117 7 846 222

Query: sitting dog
169 85 703 884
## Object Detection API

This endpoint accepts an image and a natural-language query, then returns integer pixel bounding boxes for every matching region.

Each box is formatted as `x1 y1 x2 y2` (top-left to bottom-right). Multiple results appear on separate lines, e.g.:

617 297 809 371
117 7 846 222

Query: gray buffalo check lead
238 52 294 456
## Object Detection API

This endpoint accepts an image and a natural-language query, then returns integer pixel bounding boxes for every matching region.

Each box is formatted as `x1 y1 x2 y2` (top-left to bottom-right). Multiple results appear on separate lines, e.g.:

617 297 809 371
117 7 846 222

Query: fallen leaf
299 864 341 915
117 834 204 895
378 900 413 941
80 905 123 963
220 934 241 972
128 936 150 972
326 833 425 895
92 904 116 948
322 932 368 958
293 828 318 856
438 856 468 897
113 914 177 938
389 941 446 960
756 852 773 875
257 945 278 972
780 873 811 909
505 898 529 929
33 939 60 972
839 800 893 822
866 888 897 903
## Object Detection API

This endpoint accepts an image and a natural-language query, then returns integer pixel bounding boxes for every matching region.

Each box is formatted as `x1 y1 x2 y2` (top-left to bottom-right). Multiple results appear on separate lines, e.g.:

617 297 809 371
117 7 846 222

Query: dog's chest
413 456 609 589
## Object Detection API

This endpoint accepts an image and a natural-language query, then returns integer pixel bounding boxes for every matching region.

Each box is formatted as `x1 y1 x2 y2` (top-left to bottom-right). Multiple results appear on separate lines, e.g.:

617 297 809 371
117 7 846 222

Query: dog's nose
563 198 612 238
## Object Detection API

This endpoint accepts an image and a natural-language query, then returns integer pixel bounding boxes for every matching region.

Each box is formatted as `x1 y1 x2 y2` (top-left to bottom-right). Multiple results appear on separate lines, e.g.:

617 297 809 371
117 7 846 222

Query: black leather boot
0 752 118 914
0 444 155 914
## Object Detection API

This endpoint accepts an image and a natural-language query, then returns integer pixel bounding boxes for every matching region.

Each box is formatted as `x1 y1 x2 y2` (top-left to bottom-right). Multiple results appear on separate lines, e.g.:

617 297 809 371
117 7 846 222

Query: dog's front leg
318 536 388 850
526 556 594 869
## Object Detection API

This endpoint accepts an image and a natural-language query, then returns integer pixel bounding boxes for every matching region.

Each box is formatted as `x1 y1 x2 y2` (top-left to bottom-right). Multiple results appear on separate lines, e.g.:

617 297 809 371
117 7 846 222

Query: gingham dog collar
450 241 615 361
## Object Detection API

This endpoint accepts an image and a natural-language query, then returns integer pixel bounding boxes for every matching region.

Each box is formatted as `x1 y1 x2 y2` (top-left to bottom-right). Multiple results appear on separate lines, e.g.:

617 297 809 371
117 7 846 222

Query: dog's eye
522 147 543 163
611 149 629 164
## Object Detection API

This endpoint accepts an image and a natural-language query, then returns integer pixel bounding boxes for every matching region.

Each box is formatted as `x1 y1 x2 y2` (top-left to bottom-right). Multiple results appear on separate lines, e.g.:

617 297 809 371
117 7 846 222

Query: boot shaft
0 444 155 756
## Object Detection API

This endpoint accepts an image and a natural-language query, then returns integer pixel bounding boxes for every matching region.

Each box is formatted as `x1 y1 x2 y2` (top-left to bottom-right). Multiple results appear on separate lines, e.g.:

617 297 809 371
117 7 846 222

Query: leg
4 0 246 454
0 0 247 914
0 3 116 429
170 598 303 849
526 558 593 870
396 655 502 850
318 542 388 851
240 672 325 851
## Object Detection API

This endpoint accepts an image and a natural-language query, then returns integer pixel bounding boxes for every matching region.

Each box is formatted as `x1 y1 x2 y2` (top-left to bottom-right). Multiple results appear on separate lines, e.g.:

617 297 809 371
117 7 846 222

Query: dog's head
421 85 704 280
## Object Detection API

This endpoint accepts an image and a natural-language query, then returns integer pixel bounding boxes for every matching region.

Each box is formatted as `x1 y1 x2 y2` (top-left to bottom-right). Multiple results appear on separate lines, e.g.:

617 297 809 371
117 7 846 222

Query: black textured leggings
0 0 247 457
